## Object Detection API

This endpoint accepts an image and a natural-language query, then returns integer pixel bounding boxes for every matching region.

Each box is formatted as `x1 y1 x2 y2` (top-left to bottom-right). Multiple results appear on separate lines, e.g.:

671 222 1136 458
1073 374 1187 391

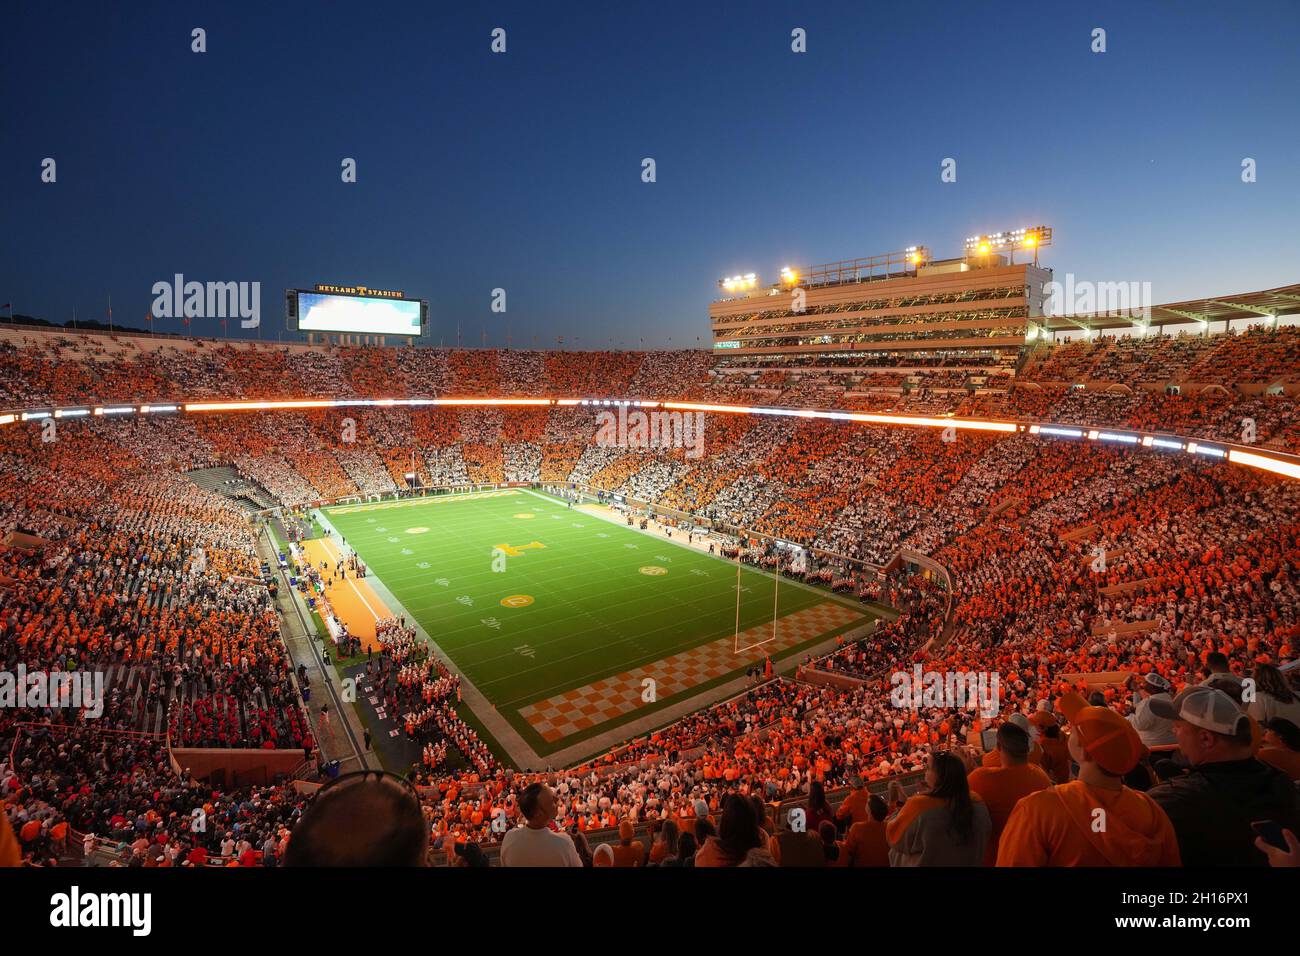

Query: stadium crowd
2 324 1298 868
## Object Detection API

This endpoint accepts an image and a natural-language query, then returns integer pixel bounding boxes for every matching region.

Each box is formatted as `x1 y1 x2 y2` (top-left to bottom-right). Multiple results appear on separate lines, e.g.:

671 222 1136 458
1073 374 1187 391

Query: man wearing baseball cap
1129 672 1177 748
996 694 1180 866
835 776 872 826
1147 685 1300 866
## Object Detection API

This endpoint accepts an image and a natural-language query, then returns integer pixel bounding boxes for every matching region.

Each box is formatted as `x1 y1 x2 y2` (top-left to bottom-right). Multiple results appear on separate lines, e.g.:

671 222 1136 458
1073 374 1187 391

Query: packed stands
2 323 1298 868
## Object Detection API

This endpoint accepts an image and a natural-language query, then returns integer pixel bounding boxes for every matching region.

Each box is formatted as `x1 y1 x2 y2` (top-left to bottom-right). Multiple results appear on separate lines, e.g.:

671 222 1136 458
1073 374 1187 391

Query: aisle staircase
186 465 277 511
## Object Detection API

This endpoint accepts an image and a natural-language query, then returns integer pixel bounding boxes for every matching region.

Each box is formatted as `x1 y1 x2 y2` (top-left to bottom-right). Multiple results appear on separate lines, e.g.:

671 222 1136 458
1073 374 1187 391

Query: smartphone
1251 819 1288 852
980 728 999 753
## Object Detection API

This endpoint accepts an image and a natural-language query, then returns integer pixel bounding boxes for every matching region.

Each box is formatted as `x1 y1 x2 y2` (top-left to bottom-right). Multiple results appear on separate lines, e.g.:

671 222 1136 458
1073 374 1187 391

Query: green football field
320 489 879 756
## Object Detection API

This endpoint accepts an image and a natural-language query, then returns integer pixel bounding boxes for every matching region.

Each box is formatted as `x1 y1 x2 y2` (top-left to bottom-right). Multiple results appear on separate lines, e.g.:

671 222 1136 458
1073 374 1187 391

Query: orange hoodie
0 805 21 867
996 780 1181 867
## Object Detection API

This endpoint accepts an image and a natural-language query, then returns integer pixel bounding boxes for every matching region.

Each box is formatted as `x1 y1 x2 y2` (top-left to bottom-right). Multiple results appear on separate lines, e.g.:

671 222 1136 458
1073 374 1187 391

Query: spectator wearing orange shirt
844 795 891 867
609 819 644 867
980 713 1044 769
997 694 1180 867
968 723 1052 866
768 806 824 867
1038 724 1072 785
835 776 871 826
0 805 21 867
1028 700 1058 732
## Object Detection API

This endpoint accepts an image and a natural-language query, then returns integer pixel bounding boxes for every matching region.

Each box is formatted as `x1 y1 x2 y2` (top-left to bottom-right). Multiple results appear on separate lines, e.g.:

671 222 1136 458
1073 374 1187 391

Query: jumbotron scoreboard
286 284 428 343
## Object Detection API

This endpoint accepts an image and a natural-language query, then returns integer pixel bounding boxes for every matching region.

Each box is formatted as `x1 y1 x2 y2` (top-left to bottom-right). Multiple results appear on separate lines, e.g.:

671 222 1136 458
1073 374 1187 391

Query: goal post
733 555 780 655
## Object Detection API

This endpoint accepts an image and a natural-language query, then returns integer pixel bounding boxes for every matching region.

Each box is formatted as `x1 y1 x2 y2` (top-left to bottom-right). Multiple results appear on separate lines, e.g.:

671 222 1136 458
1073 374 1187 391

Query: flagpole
772 558 779 643
734 549 742 653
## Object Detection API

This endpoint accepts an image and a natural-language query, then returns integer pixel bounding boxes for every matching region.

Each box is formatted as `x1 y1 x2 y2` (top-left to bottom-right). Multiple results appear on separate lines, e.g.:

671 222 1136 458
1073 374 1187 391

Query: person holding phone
1253 824 1300 867
1147 686 1300 866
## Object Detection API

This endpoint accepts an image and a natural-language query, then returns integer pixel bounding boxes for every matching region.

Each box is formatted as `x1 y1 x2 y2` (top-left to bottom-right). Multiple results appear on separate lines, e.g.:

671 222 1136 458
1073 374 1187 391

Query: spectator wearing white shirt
500 783 582 867
1247 664 1300 727
1129 673 1177 748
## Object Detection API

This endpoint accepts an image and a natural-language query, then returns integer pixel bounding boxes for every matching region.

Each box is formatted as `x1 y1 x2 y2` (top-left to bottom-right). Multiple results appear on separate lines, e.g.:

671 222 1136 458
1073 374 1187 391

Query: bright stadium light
719 272 759 293
9 392 1300 487
1230 448 1300 480
964 226 1052 263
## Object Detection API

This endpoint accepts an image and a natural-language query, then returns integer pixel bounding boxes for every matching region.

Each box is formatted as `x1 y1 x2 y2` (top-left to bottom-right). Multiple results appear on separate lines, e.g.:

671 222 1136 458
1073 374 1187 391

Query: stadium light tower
963 226 1052 266
719 273 759 294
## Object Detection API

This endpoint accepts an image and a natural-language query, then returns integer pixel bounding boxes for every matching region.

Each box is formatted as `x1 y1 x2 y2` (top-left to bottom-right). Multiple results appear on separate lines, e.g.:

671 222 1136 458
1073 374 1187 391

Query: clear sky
2 0 1298 347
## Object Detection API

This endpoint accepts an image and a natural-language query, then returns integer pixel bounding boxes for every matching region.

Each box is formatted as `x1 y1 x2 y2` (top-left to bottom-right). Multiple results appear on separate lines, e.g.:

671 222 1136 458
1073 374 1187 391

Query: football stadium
2 1 1299 934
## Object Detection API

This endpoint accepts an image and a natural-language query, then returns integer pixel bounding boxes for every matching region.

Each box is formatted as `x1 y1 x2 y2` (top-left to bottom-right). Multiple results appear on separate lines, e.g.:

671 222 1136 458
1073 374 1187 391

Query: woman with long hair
649 819 679 865
1248 664 1300 726
662 830 698 867
695 794 763 867
806 780 835 833
569 828 594 868
886 751 990 866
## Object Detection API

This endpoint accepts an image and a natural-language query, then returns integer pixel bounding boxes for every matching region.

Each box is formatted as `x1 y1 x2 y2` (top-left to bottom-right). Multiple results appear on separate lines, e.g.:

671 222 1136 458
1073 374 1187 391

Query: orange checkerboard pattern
518 601 863 743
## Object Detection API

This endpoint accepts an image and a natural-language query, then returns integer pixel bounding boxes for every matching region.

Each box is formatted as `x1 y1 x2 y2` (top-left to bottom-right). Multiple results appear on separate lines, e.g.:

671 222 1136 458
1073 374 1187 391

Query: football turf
321 489 879 756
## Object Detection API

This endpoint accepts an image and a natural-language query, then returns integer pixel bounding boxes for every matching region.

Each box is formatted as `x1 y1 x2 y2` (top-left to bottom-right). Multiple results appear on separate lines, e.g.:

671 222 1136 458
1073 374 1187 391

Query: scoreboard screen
294 291 423 336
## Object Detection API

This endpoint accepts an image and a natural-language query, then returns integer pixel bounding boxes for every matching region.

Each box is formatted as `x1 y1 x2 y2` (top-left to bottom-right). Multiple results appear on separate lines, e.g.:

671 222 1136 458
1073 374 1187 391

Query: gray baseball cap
1148 685 1248 737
